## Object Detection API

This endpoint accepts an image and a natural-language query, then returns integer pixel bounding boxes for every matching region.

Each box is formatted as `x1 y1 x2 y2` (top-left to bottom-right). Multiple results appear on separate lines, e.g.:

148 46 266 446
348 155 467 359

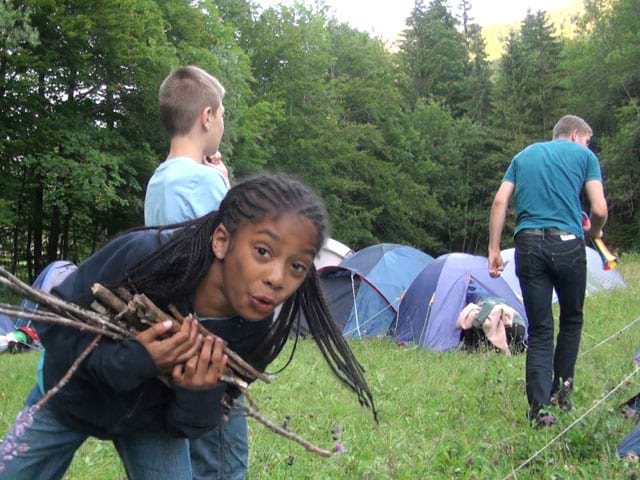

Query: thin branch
0 304 125 340
231 398 334 458
0 267 129 337
35 336 102 408
91 284 143 329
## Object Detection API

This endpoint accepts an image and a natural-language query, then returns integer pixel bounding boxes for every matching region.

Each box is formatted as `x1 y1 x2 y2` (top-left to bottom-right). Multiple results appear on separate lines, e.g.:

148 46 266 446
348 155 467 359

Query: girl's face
209 213 319 321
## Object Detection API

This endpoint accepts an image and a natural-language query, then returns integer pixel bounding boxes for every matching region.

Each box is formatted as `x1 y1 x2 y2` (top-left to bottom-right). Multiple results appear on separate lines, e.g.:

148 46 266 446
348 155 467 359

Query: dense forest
0 0 638 279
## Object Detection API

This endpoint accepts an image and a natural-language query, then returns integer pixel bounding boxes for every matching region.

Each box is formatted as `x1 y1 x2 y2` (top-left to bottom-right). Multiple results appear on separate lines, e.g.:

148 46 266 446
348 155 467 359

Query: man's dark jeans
514 231 587 411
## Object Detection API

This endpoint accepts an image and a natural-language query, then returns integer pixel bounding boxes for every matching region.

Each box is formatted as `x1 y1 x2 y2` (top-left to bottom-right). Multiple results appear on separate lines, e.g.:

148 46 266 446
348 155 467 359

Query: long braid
120 213 221 306
298 268 378 421
115 174 376 420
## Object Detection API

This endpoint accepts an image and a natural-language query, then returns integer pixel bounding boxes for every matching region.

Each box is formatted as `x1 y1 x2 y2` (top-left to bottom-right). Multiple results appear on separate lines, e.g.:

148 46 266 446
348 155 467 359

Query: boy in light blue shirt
144 66 247 480
144 65 230 226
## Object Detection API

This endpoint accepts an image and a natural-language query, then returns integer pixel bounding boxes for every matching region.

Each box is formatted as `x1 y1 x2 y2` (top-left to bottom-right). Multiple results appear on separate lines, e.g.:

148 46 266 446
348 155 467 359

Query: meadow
2 256 640 479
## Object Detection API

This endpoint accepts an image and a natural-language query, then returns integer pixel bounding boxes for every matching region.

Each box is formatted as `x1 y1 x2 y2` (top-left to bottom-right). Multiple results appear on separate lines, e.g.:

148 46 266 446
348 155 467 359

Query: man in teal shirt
488 115 608 427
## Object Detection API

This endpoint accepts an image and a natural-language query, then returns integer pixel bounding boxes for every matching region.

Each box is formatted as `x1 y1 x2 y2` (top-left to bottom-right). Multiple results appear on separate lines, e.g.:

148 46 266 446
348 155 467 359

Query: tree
494 11 565 149
399 0 468 114
461 23 492 122
563 0 640 249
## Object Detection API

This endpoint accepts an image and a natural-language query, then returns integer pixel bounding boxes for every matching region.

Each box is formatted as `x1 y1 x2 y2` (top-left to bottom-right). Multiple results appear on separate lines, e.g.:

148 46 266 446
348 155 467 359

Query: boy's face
206 102 225 154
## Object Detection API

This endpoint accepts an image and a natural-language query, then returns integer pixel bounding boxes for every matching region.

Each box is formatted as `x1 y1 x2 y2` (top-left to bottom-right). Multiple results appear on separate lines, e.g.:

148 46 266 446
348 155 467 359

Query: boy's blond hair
159 66 225 137
552 115 592 139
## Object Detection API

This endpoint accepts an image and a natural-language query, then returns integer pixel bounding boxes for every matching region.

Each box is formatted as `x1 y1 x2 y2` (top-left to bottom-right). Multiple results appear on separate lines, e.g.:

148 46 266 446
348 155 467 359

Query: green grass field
2 256 640 479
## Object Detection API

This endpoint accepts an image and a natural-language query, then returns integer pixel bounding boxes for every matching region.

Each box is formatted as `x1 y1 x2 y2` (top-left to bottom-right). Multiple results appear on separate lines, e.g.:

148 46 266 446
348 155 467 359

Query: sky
257 0 577 45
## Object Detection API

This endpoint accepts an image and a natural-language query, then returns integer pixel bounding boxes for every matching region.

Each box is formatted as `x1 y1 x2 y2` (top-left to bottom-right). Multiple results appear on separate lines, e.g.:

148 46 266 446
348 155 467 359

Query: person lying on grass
0 174 375 480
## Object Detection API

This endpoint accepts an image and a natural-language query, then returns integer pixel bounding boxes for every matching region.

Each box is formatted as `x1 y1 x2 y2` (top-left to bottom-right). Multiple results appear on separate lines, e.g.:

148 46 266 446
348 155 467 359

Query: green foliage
0 0 38 56
481 0 582 61
0 0 637 266
494 11 566 150
400 0 469 113
562 0 640 250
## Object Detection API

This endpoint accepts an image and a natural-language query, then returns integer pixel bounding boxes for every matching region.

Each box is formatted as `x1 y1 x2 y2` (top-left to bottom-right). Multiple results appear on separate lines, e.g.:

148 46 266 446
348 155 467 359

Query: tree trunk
26 219 33 282
11 224 20 274
61 212 71 259
32 183 44 276
91 221 100 255
47 206 61 263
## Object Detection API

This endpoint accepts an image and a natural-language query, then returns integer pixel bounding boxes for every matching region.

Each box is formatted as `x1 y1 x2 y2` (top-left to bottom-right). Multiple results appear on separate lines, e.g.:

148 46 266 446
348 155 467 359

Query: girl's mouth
250 295 275 313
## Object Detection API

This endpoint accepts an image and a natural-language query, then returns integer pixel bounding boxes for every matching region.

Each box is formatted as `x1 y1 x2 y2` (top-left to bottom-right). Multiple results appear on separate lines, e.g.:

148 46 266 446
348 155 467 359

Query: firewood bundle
0 266 334 457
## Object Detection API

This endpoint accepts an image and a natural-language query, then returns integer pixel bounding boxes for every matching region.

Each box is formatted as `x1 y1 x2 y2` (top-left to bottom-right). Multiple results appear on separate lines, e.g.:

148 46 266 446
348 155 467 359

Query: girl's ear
212 224 230 260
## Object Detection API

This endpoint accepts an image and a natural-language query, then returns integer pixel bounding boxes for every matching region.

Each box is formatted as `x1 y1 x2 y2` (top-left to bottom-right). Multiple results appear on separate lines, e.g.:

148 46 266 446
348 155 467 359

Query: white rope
582 313 640 356
418 293 435 345
342 298 400 337
502 366 640 480
350 273 362 338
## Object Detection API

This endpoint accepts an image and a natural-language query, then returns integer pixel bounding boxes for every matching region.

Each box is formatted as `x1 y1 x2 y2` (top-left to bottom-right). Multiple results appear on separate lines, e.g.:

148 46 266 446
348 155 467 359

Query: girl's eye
292 262 308 274
256 246 270 257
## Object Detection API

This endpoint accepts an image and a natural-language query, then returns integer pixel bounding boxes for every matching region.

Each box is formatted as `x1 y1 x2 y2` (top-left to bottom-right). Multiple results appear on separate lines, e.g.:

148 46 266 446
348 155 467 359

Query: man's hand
136 316 203 373
488 250 505 278
584 226 604 239
203 151 230 187
172 336 228 390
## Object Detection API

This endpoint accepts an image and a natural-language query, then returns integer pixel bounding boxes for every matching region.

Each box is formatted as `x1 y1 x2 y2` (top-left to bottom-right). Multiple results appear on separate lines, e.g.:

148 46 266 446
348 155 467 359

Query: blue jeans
0 387 192 480
619 422 640 457
189 397 248 480
515 232 587 411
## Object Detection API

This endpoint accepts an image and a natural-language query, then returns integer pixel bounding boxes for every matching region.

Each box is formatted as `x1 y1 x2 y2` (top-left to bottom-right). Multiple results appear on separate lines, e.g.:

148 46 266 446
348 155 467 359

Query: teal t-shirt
503 139 602 239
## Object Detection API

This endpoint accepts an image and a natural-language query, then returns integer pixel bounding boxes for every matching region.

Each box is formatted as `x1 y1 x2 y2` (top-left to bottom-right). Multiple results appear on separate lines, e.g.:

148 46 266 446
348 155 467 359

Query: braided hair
118 174 377 419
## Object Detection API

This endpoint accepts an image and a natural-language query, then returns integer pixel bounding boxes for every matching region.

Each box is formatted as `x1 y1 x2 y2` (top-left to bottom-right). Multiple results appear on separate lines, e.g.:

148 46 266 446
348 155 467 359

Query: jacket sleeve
41 231 165 392
165 384 227 438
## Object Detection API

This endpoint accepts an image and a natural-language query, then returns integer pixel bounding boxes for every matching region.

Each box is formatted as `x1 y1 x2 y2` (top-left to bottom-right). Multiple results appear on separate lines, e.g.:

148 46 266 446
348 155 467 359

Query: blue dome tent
319 244 433 338
393 253 527 351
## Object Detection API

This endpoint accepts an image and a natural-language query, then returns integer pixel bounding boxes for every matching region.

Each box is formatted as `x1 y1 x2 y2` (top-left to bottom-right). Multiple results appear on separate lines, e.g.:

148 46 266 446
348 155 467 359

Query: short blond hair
159 66 225 137
552 115 592 139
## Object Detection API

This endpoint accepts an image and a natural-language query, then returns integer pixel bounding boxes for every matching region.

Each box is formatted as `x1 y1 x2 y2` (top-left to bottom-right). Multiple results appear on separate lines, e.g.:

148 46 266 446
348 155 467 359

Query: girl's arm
42 231 169 392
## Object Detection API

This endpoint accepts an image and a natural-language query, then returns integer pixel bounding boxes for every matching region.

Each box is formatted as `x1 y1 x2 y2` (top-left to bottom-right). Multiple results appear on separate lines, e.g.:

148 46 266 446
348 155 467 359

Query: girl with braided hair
1 174 376 480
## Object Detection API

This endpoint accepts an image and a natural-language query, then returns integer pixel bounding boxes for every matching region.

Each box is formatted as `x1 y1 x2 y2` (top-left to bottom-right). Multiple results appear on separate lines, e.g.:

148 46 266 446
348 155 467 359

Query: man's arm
488 181 515 278
584 180 608 238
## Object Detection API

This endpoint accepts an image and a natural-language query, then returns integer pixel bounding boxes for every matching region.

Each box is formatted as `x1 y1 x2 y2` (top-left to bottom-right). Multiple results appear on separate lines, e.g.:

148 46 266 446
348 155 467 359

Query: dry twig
228 398 334 458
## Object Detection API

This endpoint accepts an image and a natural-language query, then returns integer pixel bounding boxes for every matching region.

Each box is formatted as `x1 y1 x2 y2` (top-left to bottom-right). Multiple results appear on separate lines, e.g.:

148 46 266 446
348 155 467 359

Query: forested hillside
482 0 583 60
1 0 638 280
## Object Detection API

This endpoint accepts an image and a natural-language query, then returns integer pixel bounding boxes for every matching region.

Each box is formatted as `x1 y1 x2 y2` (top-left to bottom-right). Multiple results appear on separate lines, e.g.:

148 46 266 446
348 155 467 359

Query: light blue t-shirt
144 157 229 226
503 139 602 239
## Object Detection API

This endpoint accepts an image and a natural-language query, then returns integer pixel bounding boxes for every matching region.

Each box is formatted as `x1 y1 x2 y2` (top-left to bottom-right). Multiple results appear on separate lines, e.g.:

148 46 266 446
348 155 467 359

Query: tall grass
2 256 640 478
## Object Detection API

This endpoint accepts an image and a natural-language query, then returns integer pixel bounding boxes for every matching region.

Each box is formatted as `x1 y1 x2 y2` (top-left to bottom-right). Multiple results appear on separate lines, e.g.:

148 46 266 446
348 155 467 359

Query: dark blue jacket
40 230 270 440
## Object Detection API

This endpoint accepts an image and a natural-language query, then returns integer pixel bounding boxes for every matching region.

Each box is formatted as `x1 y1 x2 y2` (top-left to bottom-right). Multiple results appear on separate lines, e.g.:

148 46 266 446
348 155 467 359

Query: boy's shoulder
151 157 225 183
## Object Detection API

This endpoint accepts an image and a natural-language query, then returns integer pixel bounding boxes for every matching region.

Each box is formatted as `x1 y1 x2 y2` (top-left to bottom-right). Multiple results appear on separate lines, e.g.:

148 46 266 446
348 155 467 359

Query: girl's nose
265 262 285 289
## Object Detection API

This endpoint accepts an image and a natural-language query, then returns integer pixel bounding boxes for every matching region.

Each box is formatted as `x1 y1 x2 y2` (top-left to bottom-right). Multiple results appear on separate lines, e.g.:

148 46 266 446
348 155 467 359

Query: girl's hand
172 336 228 390
136 316 203 373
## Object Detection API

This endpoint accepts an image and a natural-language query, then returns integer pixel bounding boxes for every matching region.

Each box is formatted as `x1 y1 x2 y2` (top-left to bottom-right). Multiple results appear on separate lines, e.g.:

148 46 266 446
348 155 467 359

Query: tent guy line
503 366 640 480
581 313 640 356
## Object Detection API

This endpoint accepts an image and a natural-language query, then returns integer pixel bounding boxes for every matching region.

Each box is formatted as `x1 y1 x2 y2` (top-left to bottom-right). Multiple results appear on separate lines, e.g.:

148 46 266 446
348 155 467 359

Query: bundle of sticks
0 266 334 457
